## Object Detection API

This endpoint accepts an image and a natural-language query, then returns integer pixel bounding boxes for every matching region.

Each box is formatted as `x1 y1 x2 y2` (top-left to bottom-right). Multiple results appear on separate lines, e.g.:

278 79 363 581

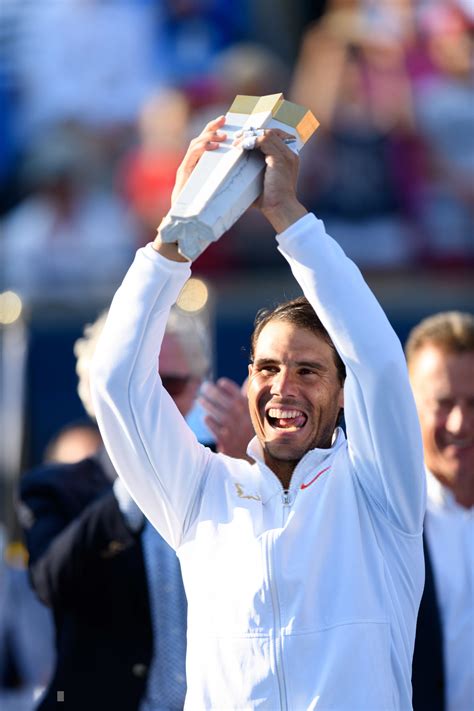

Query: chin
266 441 307 463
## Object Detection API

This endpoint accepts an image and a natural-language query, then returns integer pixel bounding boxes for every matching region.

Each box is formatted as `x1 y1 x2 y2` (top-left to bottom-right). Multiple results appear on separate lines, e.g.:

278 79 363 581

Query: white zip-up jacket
91 214 426 710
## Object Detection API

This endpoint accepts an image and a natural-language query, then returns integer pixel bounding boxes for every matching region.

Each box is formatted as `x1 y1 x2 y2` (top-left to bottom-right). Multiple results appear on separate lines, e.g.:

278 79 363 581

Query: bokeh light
176 278 209 312
0 291 23 325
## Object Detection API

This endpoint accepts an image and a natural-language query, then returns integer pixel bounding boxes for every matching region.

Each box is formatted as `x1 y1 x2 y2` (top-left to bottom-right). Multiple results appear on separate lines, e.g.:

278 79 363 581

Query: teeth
268 408 303 419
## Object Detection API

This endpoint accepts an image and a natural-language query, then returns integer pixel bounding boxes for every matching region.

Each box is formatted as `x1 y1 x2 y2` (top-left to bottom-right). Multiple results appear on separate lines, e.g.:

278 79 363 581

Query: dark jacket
19 454 153 711
412 533 445 711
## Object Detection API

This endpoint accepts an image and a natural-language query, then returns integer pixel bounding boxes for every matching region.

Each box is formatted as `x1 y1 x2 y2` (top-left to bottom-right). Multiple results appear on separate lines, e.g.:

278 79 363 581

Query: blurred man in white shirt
407 311 474 711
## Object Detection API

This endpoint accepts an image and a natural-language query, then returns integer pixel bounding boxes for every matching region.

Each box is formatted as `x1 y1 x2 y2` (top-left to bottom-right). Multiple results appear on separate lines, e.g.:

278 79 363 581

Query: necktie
140 522 187 710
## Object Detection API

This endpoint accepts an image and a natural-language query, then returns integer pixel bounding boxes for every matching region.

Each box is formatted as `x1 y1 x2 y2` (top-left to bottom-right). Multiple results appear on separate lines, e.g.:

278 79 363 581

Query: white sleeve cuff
275 212 324 249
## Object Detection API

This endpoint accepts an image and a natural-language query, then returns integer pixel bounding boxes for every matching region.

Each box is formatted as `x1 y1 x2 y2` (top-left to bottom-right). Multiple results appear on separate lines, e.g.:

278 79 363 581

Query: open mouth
444 438 474 452
266 407 307 432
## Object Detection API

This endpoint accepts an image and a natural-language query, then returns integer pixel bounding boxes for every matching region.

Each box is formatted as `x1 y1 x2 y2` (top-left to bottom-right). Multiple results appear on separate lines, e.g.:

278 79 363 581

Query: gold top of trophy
228 93 319 144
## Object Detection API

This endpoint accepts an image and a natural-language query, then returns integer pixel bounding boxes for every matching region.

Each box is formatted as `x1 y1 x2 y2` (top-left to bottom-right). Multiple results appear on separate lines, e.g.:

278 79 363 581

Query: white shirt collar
426 469 470 514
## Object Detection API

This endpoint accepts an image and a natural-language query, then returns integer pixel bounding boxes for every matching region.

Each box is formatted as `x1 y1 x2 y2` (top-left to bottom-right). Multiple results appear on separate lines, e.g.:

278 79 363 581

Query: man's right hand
199 378 254 461
153 116 227 260
233 129 307 234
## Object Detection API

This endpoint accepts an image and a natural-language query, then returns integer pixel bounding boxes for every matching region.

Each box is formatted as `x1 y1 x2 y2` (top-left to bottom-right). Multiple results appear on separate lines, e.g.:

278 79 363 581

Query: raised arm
91 118 231 549
240 129 425 534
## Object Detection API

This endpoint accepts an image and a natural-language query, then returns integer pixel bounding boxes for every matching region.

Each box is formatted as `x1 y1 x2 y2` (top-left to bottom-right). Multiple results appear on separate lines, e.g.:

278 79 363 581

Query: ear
337 387 344 409
248 363 253 378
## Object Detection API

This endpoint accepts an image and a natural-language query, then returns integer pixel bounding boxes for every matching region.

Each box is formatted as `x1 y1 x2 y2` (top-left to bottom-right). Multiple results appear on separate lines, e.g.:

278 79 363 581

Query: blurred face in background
160 332 201 417
44 425 102 464
409 345 474 500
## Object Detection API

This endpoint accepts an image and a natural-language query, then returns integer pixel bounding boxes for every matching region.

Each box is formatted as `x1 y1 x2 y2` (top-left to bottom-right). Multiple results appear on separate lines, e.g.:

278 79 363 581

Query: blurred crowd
0 0 473 306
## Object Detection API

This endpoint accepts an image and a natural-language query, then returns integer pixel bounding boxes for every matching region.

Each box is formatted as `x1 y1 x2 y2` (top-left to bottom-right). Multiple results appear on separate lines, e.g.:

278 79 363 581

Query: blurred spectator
412 3 474 265
0 529 55 711
0 415 104 711
17 303 212 710
1 126 138 303
118 89 190 246
155 0 248 97
2 0 156 144
201 41 290 118
42 421 101 465
407 311 474 711
291 4 421 268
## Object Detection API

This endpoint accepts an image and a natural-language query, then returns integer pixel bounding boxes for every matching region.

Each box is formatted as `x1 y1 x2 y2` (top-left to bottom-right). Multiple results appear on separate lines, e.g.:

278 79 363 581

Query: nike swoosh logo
300 466 331 490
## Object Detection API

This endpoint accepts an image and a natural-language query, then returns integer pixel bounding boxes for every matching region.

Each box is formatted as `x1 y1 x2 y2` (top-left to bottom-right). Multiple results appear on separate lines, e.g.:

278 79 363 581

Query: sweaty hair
405 311 474 369
250 296 346 385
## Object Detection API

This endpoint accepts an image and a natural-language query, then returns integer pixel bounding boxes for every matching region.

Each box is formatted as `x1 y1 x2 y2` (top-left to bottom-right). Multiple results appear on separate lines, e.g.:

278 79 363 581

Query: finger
233 127 295 149
235 127 294 140
171 118 227 203
200 380 239 409
203 415 228 440
215 377 245 398
174 132 226 196
184 117 228 161
203 115 227 133
198 395 229 423
186 130 226 161
191 116 227 151
257 134 301 164
190 126 227 148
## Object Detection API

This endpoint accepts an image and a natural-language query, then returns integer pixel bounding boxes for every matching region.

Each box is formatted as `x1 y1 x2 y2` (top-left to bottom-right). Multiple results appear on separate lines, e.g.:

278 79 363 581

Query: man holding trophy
91 95 425 710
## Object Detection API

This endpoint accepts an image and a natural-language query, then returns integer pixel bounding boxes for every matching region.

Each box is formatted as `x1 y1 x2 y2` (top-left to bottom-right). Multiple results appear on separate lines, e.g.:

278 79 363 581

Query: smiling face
409 345 474 498
247 320 344 487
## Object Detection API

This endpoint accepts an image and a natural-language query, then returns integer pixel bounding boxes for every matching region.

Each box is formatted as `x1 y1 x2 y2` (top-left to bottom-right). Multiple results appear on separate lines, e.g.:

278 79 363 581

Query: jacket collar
248 428 346 502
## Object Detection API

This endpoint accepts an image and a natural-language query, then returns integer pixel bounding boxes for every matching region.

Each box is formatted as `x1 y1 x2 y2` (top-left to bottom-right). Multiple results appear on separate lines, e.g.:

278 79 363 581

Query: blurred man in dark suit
18 306 211 711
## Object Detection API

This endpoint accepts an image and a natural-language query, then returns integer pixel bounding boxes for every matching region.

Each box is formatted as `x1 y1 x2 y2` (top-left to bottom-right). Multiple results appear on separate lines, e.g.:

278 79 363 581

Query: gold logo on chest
234 483 261 502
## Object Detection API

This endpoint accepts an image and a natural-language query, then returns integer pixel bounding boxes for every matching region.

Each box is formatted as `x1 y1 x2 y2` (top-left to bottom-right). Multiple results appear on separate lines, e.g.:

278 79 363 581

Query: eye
259 365 279 375
298 367 318 377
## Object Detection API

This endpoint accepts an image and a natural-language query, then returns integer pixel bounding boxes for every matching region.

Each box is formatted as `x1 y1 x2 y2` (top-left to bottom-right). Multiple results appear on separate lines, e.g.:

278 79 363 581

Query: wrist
153 226 190 263
262 200 308 234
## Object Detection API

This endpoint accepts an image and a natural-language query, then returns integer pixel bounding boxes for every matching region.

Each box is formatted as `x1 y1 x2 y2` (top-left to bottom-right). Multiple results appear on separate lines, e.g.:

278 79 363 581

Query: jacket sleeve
91 245 213 550
277 213 425 534
19 471 140 608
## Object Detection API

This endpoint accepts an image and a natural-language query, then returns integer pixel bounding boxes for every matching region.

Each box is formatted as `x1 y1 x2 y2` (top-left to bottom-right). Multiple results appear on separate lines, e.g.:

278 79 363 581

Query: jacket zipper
267 529 288 711
281 488 294 525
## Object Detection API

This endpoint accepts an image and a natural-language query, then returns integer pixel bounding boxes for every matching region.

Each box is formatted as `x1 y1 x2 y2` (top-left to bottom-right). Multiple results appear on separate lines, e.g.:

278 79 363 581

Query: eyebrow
252 357 328 372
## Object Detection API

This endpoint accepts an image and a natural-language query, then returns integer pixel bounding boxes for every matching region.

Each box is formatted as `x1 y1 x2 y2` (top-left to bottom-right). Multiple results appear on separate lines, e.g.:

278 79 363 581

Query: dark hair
250 296 346 385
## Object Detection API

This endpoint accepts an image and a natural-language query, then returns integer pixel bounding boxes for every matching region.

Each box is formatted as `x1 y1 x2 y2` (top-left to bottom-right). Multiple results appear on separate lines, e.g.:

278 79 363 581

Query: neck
453 481 474 509
435 470 474 509
265 458 297 491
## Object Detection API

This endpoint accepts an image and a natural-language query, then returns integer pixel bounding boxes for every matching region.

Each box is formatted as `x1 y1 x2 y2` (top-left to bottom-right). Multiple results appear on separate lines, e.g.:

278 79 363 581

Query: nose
445 404 467 435
270 368 298 397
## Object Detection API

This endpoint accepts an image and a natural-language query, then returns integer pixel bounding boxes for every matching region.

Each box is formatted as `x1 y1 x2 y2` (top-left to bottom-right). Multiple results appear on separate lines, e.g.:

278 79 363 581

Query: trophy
160 93 319 260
